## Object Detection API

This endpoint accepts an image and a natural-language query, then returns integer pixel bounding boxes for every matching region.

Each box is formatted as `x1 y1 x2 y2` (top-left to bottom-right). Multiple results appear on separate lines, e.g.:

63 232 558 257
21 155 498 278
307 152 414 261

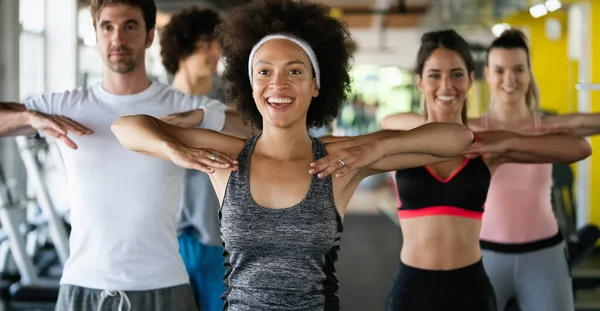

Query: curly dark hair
215 0 354 130
159 7 222 75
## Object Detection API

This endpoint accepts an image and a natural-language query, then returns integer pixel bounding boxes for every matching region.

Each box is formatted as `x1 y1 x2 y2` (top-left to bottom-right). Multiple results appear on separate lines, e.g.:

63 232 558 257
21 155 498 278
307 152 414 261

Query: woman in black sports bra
311 29 591 311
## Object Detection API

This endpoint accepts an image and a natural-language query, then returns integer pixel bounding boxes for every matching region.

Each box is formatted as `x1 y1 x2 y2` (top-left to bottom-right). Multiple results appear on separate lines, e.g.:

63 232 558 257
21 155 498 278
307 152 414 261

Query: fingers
310 157 346 178
180 156 232 174
310 154 344 175
60 136 79 150
44 116 92 136
310 156 328 169
207 150 237 165
57 116 94 135
190 162 216 174
44 129 78 150
45 119 67 135
192 150 238 171
331 166 351 178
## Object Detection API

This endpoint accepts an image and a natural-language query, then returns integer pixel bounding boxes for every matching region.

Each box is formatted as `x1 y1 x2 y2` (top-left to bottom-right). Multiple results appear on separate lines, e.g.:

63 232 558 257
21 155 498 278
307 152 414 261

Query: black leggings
384 259 497 311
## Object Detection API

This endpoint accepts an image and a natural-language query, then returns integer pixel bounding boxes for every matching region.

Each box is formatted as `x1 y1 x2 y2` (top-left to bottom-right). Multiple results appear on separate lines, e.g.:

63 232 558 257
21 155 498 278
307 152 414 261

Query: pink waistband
398 206 483 220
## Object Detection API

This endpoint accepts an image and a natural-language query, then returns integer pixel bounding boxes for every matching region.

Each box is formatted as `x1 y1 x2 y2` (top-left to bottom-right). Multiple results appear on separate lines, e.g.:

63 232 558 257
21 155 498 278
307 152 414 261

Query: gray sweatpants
482 241 573 311
54 284 199 311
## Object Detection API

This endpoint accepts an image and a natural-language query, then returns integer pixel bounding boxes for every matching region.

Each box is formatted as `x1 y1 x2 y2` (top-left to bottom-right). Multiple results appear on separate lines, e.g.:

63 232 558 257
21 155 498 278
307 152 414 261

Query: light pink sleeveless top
478 112 558 244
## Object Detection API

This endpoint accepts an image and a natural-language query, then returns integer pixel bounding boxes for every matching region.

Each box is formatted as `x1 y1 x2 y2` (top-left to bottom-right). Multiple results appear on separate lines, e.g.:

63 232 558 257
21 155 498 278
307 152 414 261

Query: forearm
506 134 592 164
379 113 424 130
112 115 183 160
0 102 36 137
573 113 600 136
376 123 473 158
324 130 396 146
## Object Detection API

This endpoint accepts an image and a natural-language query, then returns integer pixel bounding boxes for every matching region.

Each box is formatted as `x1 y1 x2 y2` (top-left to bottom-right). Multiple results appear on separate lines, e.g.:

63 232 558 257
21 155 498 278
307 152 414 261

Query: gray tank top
220 135 343 311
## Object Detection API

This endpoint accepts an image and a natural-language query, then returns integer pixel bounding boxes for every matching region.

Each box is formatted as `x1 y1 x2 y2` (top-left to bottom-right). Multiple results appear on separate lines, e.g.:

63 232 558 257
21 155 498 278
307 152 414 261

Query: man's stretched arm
0 101 93 149
0 102 36 136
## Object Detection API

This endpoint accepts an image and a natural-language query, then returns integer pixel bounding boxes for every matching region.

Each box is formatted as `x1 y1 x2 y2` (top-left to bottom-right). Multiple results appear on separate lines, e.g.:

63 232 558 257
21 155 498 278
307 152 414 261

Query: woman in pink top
380 29 599 311
472 30 600 311
335 27 590 310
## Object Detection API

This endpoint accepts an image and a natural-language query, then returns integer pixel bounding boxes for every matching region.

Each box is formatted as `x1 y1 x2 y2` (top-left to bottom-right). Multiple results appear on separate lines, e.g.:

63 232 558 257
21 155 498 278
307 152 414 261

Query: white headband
248 34 321 89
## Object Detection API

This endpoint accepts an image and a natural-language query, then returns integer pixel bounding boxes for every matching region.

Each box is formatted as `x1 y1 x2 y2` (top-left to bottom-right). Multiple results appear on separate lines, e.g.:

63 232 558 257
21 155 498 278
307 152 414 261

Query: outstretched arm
0 102 93 148
160 108 254 139
0 102 35 136
464 131 592 168
111 114 245 173
540 113 600 137
311 122 474 178
379 112 424 130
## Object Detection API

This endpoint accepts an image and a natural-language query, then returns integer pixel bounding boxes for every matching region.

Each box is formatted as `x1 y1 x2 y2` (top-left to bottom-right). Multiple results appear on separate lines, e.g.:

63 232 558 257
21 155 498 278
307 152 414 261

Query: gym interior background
1 0 600 310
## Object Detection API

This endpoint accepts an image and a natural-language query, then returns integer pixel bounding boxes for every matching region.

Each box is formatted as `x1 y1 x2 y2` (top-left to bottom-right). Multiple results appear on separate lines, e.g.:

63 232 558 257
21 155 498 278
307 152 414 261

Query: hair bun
499 29 528 44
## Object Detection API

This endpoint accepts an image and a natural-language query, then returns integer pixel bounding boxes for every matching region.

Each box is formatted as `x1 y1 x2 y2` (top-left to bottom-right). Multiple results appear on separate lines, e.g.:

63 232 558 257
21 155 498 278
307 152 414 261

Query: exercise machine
0 135 70 282
15 135 69 267
0 134 73 309
0 157 58 310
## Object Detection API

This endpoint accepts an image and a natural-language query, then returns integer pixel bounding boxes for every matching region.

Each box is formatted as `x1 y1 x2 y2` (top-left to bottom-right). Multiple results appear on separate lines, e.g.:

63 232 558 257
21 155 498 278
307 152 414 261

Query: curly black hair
215 0 354 130
159 7 222 75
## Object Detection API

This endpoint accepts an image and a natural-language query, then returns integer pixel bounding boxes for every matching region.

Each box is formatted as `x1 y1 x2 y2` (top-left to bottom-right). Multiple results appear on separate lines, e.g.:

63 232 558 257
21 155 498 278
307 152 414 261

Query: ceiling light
491 23 511 37
530 3 548 18
545 0 562 12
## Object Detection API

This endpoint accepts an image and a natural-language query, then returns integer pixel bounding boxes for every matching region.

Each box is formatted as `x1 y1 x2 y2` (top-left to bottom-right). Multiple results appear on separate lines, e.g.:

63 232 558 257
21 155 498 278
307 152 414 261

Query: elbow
110 114 147 143
379 117 391 130
110 115 133 137
576 138 593 161
559 138 592 164
449 123 475 152
425 123 473 158
443 124 474 157
460 124 475 146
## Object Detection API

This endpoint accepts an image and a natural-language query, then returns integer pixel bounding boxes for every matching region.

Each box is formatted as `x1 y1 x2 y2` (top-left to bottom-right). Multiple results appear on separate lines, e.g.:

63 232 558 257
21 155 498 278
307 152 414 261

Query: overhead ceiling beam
344 14 423 28
336 4 427 15
336 3 428 28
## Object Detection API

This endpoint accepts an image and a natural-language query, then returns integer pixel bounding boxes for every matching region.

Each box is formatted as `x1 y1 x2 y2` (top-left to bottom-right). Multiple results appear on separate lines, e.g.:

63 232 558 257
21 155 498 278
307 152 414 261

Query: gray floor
335 213 600 311
336 213 402 311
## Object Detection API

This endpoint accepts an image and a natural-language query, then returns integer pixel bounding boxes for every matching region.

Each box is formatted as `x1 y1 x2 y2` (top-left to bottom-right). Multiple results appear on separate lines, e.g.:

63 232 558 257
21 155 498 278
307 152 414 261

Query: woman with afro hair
111 0 476 309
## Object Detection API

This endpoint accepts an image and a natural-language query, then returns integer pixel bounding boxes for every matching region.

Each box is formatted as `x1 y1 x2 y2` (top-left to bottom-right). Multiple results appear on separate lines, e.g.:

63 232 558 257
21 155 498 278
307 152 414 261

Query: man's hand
161 109 205 129
27 111 94 149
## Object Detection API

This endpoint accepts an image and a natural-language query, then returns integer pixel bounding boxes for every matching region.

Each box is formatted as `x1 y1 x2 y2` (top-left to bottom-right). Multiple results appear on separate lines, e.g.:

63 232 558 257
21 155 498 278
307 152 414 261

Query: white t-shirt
24 81 227 291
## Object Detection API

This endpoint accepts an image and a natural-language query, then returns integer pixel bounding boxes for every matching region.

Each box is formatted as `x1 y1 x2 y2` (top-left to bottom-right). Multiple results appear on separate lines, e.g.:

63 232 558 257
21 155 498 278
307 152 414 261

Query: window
19 0 46 100
19 32 46 100
19 0 45 33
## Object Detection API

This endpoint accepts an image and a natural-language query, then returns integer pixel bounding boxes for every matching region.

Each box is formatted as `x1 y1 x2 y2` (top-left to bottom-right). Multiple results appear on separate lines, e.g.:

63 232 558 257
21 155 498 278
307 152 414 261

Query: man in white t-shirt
0 0 246 310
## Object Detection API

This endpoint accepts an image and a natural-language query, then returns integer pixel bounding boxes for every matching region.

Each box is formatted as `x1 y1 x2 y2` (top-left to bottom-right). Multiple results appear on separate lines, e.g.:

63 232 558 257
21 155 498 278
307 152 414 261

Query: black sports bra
395 157 491 220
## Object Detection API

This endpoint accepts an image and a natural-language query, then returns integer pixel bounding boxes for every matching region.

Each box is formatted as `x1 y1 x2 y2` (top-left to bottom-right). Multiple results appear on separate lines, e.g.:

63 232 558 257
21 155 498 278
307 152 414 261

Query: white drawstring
97 290 132 311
